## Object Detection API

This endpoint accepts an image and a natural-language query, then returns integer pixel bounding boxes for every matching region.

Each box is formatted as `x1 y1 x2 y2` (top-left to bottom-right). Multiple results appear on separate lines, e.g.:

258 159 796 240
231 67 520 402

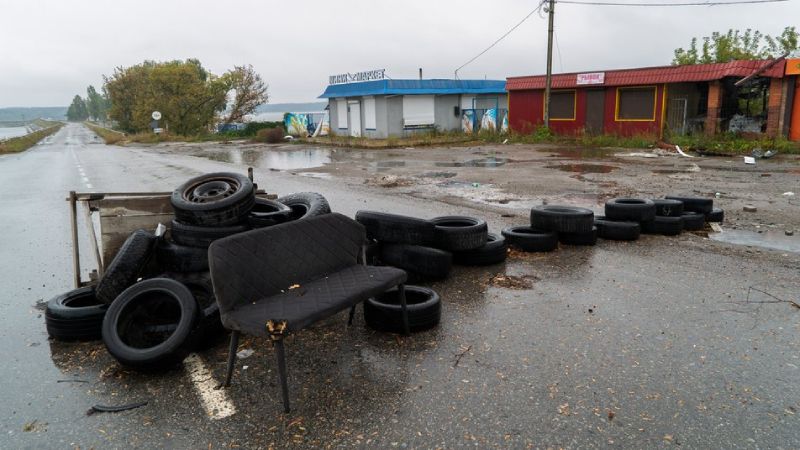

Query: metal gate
667 98 688 135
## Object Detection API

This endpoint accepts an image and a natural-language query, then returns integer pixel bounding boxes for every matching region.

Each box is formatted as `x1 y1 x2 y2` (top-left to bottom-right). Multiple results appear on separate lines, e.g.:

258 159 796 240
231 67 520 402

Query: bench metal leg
224 331 240 387
398 284 410 335
274 338 291 413
348 304 357 326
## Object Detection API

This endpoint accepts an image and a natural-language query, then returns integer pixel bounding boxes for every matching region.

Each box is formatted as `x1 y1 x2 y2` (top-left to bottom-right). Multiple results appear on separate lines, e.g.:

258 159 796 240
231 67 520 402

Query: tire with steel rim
171 172 255 226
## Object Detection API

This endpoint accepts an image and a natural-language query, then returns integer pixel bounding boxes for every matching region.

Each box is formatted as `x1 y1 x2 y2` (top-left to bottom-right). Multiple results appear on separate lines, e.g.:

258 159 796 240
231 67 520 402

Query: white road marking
184 353 236 420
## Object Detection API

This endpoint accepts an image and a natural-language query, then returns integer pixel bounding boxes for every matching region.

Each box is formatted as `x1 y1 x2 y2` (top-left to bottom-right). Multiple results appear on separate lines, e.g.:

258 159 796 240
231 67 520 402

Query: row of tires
500 195 724 252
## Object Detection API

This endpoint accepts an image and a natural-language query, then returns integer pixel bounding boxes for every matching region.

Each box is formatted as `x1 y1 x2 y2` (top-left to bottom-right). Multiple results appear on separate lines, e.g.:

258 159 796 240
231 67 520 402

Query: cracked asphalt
2 123 799 449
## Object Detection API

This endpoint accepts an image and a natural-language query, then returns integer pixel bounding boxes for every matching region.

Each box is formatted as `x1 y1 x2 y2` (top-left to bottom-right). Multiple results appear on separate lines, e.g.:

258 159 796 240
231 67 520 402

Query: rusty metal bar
734 53 788 87
69 191 81 289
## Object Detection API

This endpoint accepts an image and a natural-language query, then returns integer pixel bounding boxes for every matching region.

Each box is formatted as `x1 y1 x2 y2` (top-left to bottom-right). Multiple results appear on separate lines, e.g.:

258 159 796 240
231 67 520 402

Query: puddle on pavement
435 157 507 168
196 147 332 170
545 163 618 173
540 147 618 159
710 229 799 253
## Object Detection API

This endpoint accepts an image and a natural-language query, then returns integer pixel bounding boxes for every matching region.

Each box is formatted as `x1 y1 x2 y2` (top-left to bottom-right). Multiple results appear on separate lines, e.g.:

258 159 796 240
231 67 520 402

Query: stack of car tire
502 205 598 251
599 195 723 238
354 210 508 333
45 172 332 370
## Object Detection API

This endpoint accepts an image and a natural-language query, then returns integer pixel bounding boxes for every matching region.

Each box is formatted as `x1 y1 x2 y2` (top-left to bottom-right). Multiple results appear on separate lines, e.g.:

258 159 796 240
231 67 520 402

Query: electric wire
558 0 786 6
454 1 547 78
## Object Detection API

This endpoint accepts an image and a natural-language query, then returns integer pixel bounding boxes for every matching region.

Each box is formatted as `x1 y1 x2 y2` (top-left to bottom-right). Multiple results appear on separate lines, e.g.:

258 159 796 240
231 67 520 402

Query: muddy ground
5 126 800 449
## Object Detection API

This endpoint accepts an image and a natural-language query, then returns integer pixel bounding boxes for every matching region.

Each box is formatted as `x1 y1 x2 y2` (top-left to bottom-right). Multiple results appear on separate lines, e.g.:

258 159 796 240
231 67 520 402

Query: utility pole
543 0 555 129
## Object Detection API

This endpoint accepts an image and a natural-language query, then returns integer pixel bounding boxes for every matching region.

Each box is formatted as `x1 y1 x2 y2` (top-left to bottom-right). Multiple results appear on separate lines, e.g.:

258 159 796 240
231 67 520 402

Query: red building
506 60 791 138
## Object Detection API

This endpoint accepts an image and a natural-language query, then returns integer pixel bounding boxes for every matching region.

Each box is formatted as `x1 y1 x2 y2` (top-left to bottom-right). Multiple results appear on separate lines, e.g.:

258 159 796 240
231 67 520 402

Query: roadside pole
543 0 555 129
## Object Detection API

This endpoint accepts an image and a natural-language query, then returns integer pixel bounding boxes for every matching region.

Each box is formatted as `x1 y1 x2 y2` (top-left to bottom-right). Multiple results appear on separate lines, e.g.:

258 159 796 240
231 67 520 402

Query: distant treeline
0 107 66 122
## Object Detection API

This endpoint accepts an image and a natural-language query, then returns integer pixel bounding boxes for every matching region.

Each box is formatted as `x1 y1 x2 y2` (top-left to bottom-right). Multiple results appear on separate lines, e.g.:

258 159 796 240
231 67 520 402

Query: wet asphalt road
2 124 800 449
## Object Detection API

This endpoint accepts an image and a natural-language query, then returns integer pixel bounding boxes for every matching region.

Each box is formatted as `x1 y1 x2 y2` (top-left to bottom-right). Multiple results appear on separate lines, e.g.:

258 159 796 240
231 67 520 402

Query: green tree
672 27 799 65
85 85 109 121
103 59 228 134
66 95 89 121
220 65 269 125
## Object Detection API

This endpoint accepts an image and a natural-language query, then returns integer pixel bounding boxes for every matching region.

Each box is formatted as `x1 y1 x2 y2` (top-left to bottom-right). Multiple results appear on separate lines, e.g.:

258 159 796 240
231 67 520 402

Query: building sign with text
576 72 605 85
329 69 386 85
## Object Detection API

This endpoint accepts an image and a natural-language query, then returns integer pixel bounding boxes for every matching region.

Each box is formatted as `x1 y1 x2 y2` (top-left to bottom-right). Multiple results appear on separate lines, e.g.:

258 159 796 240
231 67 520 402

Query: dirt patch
488 274 535 289
363 175 414 188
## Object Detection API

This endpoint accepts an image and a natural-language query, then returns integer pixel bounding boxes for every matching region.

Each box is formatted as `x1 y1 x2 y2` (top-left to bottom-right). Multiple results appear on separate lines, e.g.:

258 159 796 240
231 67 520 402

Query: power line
558 0 786 6
454 1 547 79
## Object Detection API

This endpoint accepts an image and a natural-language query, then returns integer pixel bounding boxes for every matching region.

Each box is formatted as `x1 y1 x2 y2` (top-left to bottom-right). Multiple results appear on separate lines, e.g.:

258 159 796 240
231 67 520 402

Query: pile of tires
502 205 596 251
355 210 506 280
45 171 332 370
596 195 723 238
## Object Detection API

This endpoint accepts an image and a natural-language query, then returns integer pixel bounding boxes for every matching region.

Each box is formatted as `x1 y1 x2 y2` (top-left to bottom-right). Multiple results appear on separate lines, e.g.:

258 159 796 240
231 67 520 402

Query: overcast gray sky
1 0 797 107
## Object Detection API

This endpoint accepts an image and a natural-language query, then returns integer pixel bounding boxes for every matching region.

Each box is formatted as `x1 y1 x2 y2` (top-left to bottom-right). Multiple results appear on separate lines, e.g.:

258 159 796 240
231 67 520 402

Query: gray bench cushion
222 265 406 334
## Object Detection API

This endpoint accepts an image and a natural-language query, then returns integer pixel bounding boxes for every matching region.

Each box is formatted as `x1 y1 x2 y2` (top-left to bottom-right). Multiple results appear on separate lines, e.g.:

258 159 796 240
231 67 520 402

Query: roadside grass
0 123 64 154
668 133 799 155
85 122 127 145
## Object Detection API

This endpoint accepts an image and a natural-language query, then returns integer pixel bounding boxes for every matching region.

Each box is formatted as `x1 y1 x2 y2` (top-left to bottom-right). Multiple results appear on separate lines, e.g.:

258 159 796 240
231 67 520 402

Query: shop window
616 87 656 121
403 95 435 127
550 90 576 120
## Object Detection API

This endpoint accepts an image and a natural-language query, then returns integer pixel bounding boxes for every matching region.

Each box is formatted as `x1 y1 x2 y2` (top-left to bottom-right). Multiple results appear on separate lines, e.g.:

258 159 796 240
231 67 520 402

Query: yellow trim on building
659 84 668 139
543 89 577 121
615 86 657 122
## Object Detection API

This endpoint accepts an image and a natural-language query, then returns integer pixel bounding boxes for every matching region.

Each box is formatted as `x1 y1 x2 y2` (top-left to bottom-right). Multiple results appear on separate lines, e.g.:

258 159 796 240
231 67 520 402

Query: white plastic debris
236 349 254 359
675 145 695 158
743 156 756 165
154 223 166 237
783 192 796 197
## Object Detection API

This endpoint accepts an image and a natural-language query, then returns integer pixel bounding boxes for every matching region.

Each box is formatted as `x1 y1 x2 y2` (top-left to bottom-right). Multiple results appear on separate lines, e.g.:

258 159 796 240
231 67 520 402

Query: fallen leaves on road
489 274 534 290
364 175 414 188
558 403 571 416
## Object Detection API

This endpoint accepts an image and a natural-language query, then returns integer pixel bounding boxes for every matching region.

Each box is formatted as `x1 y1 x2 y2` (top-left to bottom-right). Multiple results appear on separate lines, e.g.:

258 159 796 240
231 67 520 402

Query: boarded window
336 99 348 129
617 87 656 120
403 95 435 127
550 91 575 120
364 97 376 130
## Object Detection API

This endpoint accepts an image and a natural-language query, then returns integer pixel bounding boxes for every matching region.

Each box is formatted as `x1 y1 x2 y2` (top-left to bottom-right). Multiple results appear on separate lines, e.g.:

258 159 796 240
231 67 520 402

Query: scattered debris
86 401 148 416
743 205 757 212
783 192 795 197
364 175 414 188
607 410 616 421
22 420 46 432
787 230 795 236
710 223 723 233
743 156 756 165
675 145 694 158
557 403 571 416
236 349 255 359
453 345 472 367
489 274 534 290
56 379 89 383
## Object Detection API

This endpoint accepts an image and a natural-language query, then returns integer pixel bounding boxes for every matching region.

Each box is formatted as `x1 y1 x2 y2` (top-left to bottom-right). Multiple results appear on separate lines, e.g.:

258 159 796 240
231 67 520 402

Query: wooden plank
100 214 173 265
95 196 173 217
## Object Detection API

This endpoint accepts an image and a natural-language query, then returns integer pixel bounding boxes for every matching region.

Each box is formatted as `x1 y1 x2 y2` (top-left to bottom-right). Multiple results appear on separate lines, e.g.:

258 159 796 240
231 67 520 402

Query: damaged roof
506 59 787 91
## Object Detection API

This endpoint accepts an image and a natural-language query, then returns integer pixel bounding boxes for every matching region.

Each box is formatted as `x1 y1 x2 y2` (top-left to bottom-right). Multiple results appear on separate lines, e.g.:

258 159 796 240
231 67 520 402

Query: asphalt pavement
2 124 799 449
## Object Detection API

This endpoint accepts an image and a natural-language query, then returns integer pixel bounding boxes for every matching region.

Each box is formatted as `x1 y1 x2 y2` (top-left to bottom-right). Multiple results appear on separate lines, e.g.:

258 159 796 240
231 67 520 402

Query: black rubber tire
355 210 436 245
431 216 488 251
157 272 224 349
170 220 249 248
364 286 441 333
453 232 508 266
594 216 641 241
530 205 594 233
102 278 198 370
651 199 684 217
681 211 706 231
155 238 209 273
665 195 713 214
96 230 158 304
171 172 255 227
501 226 558 252
604 198 656 222
641 216 683 236
45 287 108 341
706 207 724 223
276 192 331 221
559 226 598 246
379 244 452 279
248 198 292 228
